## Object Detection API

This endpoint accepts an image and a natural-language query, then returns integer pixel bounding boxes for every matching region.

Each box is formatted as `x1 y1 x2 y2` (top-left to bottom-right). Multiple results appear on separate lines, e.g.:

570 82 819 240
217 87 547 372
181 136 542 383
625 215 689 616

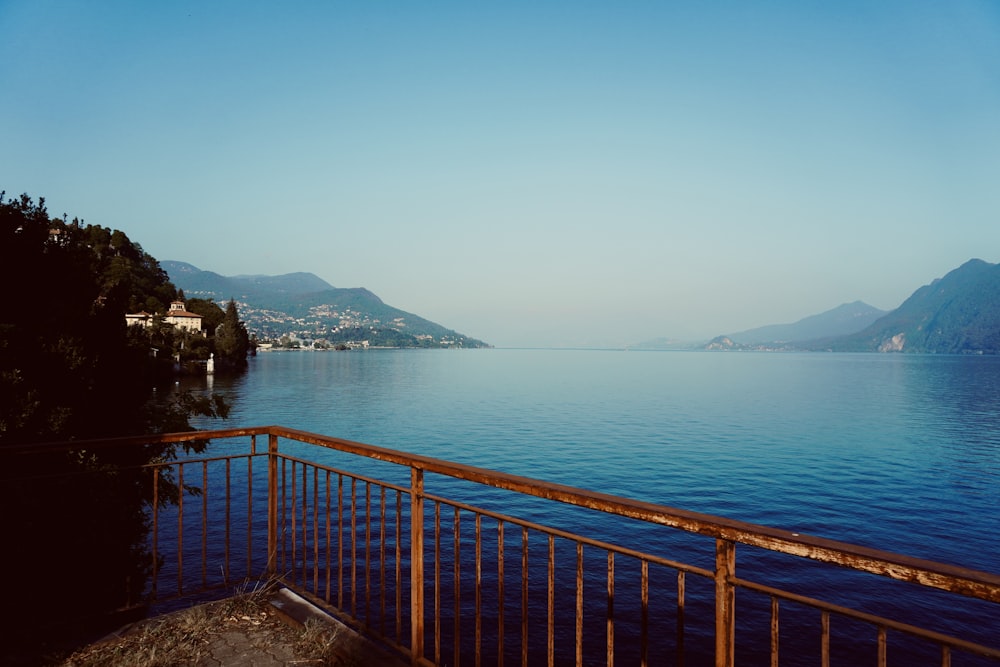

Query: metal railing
5 425 1000 666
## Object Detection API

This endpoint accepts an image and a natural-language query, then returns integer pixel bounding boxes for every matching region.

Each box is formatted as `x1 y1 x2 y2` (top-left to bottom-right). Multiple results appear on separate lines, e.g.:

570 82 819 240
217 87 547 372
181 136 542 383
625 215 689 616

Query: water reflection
173 350 999 663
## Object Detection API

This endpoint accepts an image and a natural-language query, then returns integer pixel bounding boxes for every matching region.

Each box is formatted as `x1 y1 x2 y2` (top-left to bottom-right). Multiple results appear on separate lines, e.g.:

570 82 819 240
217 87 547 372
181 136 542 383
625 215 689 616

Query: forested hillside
824 259 1000 354
0 192 231 660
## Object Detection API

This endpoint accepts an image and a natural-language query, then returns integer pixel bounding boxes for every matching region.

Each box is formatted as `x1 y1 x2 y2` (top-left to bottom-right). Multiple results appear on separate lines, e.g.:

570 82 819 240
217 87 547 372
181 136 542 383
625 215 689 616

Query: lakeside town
128 297 472 352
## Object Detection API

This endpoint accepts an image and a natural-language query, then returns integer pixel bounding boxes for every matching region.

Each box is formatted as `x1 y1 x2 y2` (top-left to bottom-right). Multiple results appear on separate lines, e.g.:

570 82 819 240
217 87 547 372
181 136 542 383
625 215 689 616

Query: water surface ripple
186 349 1000 662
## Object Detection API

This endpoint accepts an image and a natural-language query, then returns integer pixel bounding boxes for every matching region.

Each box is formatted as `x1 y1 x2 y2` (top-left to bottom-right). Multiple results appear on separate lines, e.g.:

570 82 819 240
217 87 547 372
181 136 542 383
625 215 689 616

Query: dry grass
60 580 368 667
297 618 367 667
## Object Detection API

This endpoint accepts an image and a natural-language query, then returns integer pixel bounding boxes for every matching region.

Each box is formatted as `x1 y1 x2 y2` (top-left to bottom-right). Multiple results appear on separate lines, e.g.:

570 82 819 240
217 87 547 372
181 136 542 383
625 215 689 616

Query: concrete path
61 587 408 666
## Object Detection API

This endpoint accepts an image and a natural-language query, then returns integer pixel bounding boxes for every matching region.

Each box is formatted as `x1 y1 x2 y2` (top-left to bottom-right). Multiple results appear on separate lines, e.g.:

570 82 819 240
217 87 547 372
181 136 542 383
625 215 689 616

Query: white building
164 301 204 332
126 300 203 333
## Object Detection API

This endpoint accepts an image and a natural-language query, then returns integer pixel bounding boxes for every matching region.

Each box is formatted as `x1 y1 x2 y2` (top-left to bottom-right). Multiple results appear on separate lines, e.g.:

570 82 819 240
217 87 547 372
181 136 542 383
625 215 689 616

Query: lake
186 349 1000 664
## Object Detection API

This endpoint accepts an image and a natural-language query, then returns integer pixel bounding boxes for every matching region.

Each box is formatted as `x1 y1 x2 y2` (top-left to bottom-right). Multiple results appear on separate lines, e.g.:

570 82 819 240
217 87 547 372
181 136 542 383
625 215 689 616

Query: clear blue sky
3 2 998 347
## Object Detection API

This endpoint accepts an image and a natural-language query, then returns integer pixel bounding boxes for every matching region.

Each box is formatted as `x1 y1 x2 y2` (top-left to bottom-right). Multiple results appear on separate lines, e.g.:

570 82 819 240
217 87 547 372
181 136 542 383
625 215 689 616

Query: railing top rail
268 425 1000 604
0 426 271 457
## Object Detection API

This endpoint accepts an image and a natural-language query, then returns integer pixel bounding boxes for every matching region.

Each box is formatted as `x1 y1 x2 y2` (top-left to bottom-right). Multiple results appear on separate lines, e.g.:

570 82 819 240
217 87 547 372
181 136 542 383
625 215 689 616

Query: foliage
214 298 251 369
2 193 154 441
0 192 233 660
185 297 225 333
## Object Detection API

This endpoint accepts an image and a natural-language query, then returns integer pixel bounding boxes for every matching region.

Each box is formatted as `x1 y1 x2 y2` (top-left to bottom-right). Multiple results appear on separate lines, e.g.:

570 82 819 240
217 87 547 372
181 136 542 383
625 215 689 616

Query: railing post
715 539 736 667
411 466 425 664
267 432 279 577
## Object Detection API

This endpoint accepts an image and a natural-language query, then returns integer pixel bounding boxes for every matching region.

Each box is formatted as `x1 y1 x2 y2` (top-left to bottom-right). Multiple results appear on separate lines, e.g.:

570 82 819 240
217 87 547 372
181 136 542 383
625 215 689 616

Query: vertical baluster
201 460 208 589
381 485 387 636
820 611 830 667
454 506 462 667
395 489 402 644
770 596 779 667
498 519 505 667
576 541 584 667
290 462 297 586
607 551 614 667
300 463 307 583
351 477 357 616
267 433 285 577
365 481 372 627
325 470 332 604
224 458 231 584
714 540 735 667
338 474 344 609
410 467 425 663
476 513 483 667
877 626 887 667
547 535 555 667
434 501 442 666
313 467 319 594
279 456 286 575
677 570 685 667
177 463 184 595
151 468 160 600
246 455 253 579
300 462 307 585
640 560 648 667
521 526 528 667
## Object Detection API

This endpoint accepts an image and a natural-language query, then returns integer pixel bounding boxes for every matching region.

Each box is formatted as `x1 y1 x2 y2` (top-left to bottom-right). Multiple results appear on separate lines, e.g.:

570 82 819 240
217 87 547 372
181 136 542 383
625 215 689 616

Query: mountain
697 301 888 351
631 301 888 351
728 301 888 345
161 261 489 348
163 261 335 298
823 259 1000 354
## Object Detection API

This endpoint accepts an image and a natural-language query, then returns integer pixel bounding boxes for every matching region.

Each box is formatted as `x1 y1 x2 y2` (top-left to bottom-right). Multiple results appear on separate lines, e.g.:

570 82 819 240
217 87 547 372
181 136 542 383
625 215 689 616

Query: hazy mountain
823 259 1000 354
162 261 488 348
163 261 335 299
728 301 888 344
684 259 1000 354
631 302 888 351
692 301 888 351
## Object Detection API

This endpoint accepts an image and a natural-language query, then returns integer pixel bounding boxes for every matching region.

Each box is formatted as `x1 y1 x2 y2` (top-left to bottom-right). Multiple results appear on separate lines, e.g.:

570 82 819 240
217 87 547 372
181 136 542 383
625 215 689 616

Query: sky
2 1 999 347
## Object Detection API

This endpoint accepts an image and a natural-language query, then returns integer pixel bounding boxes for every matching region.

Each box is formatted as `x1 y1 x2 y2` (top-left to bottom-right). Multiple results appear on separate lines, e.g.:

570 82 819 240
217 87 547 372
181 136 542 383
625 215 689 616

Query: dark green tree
0 192 228 660
185 297 225 334
214 299 251 370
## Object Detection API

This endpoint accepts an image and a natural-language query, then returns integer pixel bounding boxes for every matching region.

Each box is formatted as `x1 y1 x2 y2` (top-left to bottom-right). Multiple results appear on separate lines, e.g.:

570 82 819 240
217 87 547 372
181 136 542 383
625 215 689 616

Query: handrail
0 426 271 456
268 425 1000 605
6 425 999 665
6 424 999 601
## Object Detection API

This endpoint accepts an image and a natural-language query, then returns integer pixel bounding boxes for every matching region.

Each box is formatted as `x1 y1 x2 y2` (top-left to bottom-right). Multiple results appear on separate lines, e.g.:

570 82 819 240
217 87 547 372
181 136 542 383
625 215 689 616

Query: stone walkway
62 588 408 666
194 628 302 666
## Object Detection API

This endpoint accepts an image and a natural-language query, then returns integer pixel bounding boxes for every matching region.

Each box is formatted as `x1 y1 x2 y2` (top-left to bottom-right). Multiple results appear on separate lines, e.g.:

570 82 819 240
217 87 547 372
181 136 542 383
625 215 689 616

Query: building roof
165 309 202 319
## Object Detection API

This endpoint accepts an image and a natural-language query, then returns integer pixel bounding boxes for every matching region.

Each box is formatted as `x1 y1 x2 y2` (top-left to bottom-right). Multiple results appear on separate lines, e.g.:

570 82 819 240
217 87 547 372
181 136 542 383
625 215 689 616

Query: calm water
186 349 1000 664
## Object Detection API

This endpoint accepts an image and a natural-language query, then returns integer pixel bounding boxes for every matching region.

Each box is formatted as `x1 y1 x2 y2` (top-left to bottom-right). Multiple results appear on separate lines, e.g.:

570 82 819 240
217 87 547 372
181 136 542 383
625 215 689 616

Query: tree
214 299 251 370
186 297 225 334
0 192 228 660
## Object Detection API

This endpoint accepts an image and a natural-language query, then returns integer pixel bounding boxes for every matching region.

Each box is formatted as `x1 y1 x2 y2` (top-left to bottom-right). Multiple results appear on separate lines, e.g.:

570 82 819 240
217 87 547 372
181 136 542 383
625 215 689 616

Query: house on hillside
125 300 204 333
125 311 153 328
164 301 203 332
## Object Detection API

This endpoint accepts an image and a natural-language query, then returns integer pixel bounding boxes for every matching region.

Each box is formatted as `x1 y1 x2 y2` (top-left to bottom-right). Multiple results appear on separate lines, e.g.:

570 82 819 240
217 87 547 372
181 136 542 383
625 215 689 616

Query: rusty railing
5 425 1000 666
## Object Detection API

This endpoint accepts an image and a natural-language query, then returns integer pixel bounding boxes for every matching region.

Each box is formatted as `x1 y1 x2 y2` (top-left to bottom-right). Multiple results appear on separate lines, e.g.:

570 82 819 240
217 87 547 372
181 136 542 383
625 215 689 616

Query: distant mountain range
824 259 1000 354
727 301 888 345
697 259 1000 354
168 258 1000 353
698 301 887 351
162 261 489 348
